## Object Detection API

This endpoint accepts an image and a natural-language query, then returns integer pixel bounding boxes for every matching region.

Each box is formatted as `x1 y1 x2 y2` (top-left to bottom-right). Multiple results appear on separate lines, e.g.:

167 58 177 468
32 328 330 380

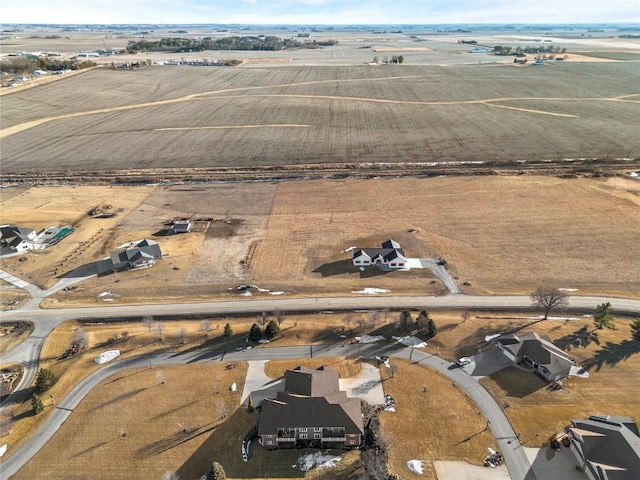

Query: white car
456 357 472 367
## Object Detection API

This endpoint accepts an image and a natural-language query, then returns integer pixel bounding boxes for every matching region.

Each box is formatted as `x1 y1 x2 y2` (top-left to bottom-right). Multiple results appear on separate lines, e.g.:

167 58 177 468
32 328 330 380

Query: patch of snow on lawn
352 288 390 294
269 291 286 295
295 451 341 472
343 246 357 253
407 460 424 474
98 291 111 297
356 335 386 344
559 288 579 292
393 336 427 348
239 290 252 297
630 172 638 177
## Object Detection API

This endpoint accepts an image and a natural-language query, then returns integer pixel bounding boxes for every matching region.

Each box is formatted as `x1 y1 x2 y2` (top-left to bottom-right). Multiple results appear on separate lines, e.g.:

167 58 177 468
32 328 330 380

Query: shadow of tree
555 326 600 351
453 319 547 359
583 340 640 372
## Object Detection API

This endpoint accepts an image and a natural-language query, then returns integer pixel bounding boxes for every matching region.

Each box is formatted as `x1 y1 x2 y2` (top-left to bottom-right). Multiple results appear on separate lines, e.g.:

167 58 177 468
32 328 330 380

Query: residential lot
1 175 638 302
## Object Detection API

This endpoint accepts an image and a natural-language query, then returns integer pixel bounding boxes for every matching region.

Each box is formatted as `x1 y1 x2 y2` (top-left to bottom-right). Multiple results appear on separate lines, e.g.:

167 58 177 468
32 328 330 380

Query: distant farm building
351 239 407 270
170 220 192 234
96 239 162 274
0 224 74 255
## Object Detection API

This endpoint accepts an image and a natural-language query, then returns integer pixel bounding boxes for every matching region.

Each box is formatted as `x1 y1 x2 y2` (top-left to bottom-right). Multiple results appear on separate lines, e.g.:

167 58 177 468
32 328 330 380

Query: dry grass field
1 174 638 304
380 358 495 480
12 363 249 480
2 61 639 172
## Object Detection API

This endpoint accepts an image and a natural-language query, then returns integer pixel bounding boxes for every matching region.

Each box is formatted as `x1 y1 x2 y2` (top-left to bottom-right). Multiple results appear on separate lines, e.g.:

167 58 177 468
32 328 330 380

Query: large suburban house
96 239 162 274
495 332 575 382
352 239 407 270
258 366 364 450
0 224 74 254
567 415 640 480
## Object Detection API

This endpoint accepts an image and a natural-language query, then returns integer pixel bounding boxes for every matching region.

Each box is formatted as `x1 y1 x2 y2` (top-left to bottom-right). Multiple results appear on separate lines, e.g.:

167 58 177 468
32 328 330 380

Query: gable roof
497 332 574 375
569 415 640 480
258 366 364 436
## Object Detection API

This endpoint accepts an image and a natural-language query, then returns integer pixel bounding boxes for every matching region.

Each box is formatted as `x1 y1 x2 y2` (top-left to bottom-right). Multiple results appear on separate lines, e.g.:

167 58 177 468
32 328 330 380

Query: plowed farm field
1 62 639 173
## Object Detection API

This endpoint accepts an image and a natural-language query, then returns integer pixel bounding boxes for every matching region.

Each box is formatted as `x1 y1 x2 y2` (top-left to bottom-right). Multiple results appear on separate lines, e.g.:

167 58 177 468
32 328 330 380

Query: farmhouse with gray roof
96 239 162 274
352 239 407 270
495 332 575 382
567 415 640 480
258 366 364 450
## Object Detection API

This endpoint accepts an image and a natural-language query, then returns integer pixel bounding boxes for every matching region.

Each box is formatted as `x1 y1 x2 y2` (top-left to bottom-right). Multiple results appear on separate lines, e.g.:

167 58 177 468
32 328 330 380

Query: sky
1 0 639 25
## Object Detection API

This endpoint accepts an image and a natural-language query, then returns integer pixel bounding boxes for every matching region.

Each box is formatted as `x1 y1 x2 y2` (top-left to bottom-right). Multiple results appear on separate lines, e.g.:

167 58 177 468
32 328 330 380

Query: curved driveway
1 342 535 480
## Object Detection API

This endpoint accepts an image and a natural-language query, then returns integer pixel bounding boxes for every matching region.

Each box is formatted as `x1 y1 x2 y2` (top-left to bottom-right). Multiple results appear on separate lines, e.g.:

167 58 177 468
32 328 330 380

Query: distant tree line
0 56 96 75
493 45 567 55
126 36 338 54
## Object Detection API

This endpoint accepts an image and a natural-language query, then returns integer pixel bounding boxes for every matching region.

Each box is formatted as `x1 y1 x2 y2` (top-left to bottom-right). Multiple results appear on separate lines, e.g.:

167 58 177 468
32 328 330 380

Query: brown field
1 175 638 304
478 317 640 448
0 321 34 354
12 363 249 480
1 62 639 173
380 358 494 480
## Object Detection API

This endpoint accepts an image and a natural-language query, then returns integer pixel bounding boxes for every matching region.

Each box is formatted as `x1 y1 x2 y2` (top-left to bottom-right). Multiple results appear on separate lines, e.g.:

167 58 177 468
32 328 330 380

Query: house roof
569 415 640 480
352 240 405 263
284 366 340 397
258 366 364 436
496 332 575 375
0 224 35 239
381 239 401 249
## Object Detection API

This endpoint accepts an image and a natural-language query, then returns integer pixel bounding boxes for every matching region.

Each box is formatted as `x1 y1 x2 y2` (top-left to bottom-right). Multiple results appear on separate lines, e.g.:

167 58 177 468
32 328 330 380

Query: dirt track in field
2 72 638 139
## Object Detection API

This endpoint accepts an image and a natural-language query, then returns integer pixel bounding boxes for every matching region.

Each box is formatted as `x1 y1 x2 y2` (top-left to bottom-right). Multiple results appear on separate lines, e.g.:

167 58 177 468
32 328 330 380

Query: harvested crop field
2 62 639 174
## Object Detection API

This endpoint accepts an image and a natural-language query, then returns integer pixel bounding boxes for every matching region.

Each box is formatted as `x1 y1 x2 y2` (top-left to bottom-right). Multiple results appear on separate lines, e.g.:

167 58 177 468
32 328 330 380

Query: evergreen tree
35 368 58 393
593 302 616 330
427 318 438 338
265 319 280 339
631 319 640 342
223 323 233 338
31 393 44 414
206 462 226 480
248 323 262 342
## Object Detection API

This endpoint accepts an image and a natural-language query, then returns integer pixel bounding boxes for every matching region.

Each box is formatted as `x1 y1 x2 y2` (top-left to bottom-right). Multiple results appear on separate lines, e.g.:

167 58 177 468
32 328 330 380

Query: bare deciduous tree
259 312 269 327
201 319 212 337
274 309 287 327
143 315 153 332
461 310 470 323
530 286 568 320
368 310 381 328
74 328 88 349
154 322 164 342
176 328 186 345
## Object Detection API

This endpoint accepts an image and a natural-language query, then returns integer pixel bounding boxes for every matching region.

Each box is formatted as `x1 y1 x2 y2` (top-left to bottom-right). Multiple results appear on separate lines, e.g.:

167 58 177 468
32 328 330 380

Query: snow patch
569 365 590 378
98 291 111 297
356 335 386 344
629 172 638 177
485 333 501 342
407 460 424 474
352 288 390 295
295 451 341 472
343 246 357 253
559 288 579 292
393 336 427 348
269 291 286 295
95 350 120 364
0 444 7 458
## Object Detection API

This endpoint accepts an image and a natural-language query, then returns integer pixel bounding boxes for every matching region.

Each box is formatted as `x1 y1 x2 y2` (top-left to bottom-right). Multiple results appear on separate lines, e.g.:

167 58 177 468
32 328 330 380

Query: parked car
456 357 472 367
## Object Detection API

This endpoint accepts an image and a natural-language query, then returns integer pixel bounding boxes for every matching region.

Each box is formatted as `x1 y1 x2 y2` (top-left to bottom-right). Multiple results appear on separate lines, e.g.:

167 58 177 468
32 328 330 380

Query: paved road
1 342 537 480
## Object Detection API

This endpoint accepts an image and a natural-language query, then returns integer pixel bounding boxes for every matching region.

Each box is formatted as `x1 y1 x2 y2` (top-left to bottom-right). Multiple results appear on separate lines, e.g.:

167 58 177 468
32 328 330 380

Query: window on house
314 427 321 432
314 433 321 439
267 440 274 445
300 433 307 439
299 428 307 432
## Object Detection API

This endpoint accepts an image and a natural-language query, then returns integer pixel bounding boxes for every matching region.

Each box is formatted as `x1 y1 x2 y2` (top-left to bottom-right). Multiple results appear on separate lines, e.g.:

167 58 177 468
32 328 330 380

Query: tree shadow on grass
489 367 547 398
554 326 600 351
583 340 640 372
135 419 220 459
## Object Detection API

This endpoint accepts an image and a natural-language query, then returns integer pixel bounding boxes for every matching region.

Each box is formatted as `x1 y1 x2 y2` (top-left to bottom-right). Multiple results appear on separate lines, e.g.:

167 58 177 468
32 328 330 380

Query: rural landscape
1 17 639 480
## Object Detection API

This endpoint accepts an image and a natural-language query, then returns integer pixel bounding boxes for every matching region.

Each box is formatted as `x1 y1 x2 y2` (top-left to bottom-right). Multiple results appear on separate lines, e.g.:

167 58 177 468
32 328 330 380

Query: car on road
456 357 472 367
